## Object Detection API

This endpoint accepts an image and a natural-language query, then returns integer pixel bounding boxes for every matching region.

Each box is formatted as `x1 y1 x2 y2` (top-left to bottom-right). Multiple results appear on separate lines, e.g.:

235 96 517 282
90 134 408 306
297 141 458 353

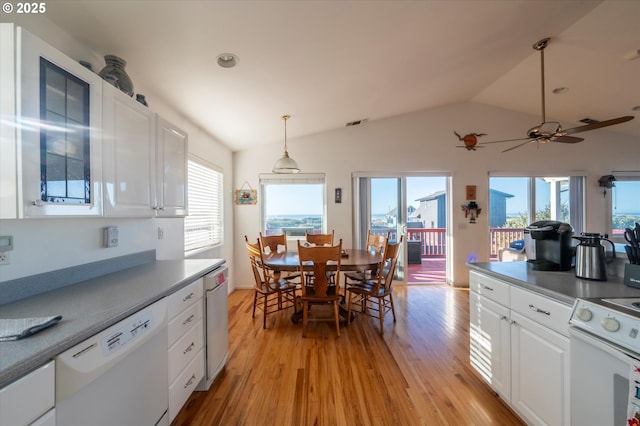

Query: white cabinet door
510 311 570 426
102 82 155 216
155 116 188 217
0 24 18 219
469 291 511 401
18 26 103 217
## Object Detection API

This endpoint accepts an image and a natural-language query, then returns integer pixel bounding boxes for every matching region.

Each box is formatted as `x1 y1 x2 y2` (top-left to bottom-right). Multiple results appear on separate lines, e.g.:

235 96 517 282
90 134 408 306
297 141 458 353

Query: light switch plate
104 226 119 248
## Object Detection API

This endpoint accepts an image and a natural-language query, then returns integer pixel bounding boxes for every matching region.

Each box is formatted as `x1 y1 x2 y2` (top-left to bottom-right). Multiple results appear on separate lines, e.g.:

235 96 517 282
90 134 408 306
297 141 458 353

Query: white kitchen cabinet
155 116 188 217
0 24 18 219
0 361 55 426
102 82 156 216
469 290 511 401
469 270 572 426
16 25 103 217
167 278 204 422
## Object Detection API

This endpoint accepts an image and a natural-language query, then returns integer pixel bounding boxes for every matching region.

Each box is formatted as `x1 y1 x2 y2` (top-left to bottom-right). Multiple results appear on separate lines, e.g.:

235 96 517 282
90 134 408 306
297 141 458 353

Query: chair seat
257 279 298 294
346 282 389 297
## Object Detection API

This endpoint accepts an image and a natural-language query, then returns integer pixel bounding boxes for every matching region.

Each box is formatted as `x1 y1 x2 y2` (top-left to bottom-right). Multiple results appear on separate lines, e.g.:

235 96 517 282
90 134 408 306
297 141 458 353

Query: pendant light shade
272 114 300 174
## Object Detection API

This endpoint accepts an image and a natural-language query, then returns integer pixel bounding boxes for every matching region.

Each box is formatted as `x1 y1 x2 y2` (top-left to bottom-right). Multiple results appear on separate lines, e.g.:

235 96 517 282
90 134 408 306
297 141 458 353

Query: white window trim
259 173 327 239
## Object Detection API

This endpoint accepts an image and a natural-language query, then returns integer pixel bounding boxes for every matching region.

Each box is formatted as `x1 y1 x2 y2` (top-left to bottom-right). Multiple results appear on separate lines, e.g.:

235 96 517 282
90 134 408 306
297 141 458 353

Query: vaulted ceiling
42 0 639 151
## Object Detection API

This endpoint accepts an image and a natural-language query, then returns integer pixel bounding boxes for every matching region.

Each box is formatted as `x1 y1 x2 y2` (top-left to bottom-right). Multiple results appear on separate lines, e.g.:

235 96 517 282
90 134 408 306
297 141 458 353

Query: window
609 172 640 243
260 173 326 237
184 156 223 253
488 175 585 259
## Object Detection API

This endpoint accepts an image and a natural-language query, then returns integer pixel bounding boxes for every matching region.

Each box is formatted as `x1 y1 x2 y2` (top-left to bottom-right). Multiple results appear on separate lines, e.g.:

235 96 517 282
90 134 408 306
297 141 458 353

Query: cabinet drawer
168 278 203 318
469 271 510 306
0 361 54 426
169 348 204 423
169 318 203 381
510 286 572 337
168 300 203 347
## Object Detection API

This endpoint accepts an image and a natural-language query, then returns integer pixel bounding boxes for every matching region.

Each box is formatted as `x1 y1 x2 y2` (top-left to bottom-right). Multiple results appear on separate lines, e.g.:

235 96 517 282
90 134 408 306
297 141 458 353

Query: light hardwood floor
172 284 525 426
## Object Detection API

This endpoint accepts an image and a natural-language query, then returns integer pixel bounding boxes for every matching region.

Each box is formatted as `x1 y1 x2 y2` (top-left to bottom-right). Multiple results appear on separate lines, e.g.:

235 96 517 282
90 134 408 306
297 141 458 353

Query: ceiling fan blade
561 116 634 135
502 139 534 153
551 135 584 143
480 137 529 145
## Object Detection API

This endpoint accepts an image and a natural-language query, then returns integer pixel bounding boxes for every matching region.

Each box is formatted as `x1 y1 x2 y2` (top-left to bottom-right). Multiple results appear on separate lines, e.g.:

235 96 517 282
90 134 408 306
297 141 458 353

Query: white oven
570 298 640 426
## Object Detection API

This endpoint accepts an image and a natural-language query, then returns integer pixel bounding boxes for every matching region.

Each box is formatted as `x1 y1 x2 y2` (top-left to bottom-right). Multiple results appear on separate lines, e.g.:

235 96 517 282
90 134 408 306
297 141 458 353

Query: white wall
0 16 235 288
233 102 639 287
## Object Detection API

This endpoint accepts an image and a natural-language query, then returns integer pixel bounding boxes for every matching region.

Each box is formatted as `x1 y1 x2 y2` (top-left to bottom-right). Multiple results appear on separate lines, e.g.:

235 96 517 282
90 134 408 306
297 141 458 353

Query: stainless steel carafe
573 233 616 281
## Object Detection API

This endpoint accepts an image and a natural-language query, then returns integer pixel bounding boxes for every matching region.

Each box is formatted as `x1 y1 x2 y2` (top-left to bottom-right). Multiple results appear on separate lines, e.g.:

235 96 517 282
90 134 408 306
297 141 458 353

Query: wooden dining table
261 248 383 323
261 248 382 273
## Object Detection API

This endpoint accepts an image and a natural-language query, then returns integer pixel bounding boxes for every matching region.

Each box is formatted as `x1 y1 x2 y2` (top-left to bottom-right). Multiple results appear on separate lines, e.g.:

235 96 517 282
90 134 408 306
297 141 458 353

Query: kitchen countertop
0 258 224 388
468 261 640 305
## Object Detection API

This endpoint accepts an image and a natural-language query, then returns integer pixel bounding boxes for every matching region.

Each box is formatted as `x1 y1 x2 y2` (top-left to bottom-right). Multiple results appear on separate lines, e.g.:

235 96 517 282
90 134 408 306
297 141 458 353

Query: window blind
184 157 223 253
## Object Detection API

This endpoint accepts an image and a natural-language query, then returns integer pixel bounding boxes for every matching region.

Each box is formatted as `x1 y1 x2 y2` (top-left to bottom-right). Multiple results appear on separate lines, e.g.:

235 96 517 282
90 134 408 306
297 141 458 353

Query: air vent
579 118 599 125
345 118 368 127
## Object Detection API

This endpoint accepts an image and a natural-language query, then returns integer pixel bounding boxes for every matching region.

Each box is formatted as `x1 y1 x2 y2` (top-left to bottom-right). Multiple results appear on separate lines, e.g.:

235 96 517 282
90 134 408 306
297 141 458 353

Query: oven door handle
569 326 639 362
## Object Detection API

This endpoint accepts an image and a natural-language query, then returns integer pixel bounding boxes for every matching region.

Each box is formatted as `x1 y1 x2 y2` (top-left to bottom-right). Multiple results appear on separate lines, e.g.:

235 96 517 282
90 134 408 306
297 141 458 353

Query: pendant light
272 114 300 174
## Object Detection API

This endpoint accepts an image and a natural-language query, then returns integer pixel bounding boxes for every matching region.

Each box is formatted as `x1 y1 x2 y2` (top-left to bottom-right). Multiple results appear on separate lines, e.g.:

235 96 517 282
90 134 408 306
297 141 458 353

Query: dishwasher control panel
102 310 153 356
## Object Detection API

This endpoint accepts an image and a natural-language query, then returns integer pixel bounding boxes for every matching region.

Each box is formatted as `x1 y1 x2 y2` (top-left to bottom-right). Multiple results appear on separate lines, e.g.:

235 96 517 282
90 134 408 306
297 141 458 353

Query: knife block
624 263 640 289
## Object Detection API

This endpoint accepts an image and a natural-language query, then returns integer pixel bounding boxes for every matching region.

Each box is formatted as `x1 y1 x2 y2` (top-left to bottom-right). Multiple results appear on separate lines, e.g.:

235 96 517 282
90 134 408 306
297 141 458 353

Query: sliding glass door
353 173 449 284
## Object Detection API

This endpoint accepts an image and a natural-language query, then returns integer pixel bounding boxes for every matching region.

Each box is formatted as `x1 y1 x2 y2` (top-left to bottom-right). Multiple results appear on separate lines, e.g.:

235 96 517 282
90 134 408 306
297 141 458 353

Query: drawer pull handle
480 284 494 291
501 315 509 321
183 292 194 302
184 374 196 389
183 314 195 325
529 304 550 316
183 342 195 354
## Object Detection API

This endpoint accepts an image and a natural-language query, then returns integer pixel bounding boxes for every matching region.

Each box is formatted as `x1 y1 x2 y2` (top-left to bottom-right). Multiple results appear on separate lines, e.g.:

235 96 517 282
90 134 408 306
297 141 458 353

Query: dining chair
344 230 390 285
346 236 403 335
304 230 336 284
304 230 334 246
259 231 288 254
297 239 343 337
259 231 300 281
245 235 298 329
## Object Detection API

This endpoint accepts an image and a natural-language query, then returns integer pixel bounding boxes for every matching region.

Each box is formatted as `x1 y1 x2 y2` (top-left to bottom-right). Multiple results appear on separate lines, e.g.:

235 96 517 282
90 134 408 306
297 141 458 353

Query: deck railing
489 227 525 257
373 227 526 259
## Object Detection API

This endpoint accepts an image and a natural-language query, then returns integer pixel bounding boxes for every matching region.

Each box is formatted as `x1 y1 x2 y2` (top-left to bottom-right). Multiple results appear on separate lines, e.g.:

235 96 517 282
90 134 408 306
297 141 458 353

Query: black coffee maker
523 220 574 271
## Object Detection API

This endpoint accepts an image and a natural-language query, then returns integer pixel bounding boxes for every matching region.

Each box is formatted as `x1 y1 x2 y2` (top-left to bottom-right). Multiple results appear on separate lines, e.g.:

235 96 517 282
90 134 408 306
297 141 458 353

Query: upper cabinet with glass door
17 25 103 217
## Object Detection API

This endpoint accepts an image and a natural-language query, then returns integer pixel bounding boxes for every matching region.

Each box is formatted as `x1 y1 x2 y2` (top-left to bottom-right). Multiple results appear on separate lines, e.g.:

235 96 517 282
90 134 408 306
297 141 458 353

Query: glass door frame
352 172 452 284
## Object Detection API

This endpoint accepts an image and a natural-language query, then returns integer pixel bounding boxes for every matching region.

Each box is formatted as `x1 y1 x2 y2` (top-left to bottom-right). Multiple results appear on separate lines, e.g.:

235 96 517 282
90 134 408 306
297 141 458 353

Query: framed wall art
235 181 257 205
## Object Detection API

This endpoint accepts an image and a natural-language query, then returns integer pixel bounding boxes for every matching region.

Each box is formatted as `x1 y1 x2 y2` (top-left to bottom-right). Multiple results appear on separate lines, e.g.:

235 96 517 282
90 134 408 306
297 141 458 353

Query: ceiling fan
481 37 634 153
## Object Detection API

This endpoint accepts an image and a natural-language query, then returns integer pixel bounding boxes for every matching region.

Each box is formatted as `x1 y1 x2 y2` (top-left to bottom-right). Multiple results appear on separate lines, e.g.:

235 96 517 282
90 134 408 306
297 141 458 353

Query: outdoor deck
406 257 446 283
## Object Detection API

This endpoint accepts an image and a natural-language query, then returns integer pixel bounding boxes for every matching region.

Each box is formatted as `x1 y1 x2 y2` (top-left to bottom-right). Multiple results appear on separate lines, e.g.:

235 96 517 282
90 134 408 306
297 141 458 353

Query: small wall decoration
465 185 477 201
235 181 257 205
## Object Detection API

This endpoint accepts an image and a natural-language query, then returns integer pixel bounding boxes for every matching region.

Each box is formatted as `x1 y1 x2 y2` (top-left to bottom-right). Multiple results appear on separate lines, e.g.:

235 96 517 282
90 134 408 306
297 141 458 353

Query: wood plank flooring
172 285 525 426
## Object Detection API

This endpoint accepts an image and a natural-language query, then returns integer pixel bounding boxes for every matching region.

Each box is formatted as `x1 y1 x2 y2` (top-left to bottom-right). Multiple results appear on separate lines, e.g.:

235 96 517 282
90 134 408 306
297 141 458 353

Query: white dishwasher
197 266 229 391
55 298 169 426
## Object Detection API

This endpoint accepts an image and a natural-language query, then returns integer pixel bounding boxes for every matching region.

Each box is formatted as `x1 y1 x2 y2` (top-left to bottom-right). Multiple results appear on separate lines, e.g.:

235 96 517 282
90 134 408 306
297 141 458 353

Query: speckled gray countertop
468 261 640 305
0 259 224 388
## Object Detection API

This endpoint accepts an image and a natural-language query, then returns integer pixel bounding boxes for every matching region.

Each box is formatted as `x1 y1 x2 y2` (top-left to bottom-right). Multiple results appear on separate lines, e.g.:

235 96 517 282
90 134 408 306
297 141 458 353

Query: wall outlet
0 251 10 265
158 227 164 240
104 226 119 248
